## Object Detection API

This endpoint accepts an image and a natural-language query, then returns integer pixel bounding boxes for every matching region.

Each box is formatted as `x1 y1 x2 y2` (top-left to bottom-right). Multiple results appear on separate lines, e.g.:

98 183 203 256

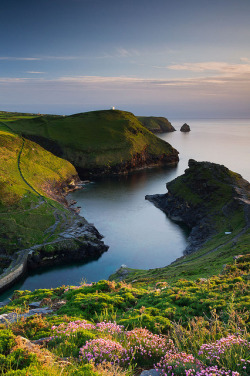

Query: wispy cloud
2 74 248 87
167 61 250 75
26 71 45 74
0 57 41 61
0 55 79 61
0 77 34 82
116 48 140 58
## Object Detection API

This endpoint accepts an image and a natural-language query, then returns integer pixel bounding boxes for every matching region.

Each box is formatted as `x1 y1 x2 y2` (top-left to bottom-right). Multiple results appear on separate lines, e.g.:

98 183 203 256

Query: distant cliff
137 116 176 133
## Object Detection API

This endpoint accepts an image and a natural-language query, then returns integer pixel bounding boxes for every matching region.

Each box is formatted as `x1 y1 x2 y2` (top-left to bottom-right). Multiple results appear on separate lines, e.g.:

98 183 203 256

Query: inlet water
1 119 249 301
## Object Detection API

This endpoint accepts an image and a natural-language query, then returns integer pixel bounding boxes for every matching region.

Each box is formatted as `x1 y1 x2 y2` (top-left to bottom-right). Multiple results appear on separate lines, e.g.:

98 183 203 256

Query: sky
1 0 250 118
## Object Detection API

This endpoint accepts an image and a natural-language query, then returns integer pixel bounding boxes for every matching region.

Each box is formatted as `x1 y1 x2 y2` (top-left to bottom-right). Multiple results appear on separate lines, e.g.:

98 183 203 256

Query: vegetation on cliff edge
8 110 179 177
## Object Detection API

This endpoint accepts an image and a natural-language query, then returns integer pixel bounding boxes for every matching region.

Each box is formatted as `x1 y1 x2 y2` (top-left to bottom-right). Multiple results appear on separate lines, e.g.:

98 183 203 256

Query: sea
0 119 249 302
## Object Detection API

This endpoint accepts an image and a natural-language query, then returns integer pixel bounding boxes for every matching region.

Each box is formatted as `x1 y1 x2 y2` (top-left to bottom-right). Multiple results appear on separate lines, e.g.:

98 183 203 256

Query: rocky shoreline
0 181 108 294
146 159 250 255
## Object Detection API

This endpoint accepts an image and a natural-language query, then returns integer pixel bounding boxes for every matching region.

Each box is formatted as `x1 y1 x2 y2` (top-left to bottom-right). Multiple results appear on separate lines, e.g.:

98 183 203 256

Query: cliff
146 159 250 255
9 110 179 179
137 116 176 133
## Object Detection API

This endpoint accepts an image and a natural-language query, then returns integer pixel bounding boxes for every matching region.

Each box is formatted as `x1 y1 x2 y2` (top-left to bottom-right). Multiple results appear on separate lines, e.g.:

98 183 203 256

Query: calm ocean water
1 119 249 301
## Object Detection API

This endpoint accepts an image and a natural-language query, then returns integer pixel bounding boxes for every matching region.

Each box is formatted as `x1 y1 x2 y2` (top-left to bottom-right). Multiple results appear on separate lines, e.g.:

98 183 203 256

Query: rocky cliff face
146 159 250 254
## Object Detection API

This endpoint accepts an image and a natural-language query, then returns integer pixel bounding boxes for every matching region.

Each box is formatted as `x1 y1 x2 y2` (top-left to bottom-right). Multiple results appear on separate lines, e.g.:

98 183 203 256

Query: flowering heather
155 350 201 375
198 335 250 375
126 328 175 365
79 338 131 366
195 365 240 375
51 320 95 336
95 321 124 335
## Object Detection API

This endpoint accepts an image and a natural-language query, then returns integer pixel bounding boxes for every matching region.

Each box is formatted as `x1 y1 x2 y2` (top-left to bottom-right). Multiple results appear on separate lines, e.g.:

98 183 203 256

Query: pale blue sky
1 0 250 117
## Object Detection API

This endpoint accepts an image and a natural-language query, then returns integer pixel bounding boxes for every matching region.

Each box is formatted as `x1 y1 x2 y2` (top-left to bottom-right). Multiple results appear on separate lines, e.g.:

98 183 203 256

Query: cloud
240 57 250 62
116 48 140 58
26 71 45 74
0 56 79 61
0 57 41 61
167 61 250 75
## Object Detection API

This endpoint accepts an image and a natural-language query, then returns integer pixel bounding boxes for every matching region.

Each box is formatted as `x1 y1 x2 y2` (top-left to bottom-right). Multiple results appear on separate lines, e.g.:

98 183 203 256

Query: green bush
0 329 16 355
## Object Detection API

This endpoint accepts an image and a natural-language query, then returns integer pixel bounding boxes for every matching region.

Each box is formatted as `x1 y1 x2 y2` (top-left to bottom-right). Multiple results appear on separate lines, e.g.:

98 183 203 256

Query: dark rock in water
146 159 250 255
180 123 191 132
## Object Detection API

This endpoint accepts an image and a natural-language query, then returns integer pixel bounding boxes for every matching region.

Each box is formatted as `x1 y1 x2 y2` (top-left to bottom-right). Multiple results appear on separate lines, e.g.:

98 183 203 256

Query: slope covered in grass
137 116 176 133
0 126 78 255
9 110 179 177
0 125 108 286
0 256 249 375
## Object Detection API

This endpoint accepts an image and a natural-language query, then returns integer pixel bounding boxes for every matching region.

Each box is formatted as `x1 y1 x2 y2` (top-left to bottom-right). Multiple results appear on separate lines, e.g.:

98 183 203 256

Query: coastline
0 182 108 295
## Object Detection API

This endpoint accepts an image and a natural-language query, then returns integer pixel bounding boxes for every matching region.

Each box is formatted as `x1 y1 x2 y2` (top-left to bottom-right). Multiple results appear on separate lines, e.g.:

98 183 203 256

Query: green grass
0 129 78 254
137 116 175 133
9 110 179 175
0 257 249 375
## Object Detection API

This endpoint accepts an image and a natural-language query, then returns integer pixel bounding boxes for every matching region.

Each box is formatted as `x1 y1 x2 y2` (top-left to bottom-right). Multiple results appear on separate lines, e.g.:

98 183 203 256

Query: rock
29 301 42 309
140 370 162 376
180 123 191 132
0 307 53 324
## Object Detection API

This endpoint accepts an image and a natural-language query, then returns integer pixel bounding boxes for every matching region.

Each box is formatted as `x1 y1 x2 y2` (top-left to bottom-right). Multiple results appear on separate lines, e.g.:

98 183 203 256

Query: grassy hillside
8 110 179 177
0 256 249 375
0 123 79 257
137 116 176 133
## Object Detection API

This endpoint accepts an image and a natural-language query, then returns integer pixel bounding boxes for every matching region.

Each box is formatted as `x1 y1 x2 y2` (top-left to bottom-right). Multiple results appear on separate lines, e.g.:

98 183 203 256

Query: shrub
0 329 16 355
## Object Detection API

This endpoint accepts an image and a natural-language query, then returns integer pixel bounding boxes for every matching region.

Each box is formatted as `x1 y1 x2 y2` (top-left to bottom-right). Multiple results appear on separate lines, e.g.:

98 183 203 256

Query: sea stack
180 123 191 132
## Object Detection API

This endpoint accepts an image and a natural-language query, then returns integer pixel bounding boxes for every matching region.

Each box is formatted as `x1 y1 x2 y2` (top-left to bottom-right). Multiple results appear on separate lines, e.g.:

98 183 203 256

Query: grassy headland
8 110 179 178
137 116 176 133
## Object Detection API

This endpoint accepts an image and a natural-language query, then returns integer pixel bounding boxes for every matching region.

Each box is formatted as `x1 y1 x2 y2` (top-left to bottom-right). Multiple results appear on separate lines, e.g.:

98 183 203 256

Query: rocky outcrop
146 159 250 255
0 216 108 294
27 220 108 270
180 123 190 132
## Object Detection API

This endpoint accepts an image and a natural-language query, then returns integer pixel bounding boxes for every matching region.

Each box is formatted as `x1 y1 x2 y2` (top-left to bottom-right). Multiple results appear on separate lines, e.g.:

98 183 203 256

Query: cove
1 118 249 302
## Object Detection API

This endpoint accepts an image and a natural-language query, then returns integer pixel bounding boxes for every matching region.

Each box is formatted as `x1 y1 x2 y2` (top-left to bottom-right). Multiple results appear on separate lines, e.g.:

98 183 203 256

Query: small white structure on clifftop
112 106 115 110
